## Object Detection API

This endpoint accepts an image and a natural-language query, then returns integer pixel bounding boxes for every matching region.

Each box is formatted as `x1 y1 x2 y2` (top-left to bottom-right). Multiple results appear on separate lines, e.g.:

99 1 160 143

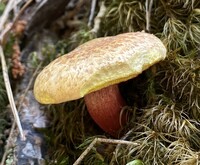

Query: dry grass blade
88 0 97 27
0 61 42 165
0 46 25 140
0 0 34 142
0 0 35 143
0 0 33 44
90 1 106 34
145 0 153 31
0 0 15 30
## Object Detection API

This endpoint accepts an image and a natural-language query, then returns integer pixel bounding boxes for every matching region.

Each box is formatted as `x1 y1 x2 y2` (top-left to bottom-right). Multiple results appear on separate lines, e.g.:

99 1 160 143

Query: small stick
145 0 153 32
12 0 33 25
73 137 138 165
90 1 106 34
0 0 15 30
0 46 25 140
0 62 43 165
73 138 98 165
0 0 34 141
88 0 97 27
0 0 34 44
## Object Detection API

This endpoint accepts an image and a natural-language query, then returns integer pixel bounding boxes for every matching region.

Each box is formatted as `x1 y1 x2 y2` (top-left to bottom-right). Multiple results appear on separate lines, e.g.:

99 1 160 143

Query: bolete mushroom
33 32 166 137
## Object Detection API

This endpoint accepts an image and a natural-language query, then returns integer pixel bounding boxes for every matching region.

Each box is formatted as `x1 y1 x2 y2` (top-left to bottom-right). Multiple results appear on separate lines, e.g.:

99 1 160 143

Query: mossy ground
1 0 200 164
40 0 200 164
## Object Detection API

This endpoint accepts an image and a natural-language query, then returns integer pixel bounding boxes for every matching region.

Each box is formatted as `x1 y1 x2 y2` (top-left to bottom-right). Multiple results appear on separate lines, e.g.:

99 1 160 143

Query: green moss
43 100 104 164
158 55 200 122
101 0 146 35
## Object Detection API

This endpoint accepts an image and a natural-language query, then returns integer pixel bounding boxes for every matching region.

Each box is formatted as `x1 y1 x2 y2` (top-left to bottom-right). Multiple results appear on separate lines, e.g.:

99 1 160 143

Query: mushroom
33 32 166 137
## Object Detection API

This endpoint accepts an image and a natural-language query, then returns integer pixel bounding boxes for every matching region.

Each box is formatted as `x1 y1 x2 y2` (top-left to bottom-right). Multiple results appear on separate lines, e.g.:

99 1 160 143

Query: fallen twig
0 0 36 163
0 0 15 30
0 46 25 140
145 0 153 32
0 61 43 165
0 0 34 44
90 1 106 34
73 137 138 165
0 0 34 141
88 0 97 27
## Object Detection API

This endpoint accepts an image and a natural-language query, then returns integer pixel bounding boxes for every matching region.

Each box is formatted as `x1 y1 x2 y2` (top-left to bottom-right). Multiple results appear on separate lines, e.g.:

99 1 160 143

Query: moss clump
158 55 200 122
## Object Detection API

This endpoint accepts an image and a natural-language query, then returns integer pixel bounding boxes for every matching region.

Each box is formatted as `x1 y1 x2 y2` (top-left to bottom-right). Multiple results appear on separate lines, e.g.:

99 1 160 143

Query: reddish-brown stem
84 84 127 137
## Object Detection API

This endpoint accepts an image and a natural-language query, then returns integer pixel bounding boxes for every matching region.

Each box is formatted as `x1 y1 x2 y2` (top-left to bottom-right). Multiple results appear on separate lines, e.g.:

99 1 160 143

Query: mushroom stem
84 84 127 137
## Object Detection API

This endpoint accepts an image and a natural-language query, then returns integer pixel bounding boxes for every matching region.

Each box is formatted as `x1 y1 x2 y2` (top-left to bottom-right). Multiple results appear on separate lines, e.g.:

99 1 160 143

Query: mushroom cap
34 32 166 104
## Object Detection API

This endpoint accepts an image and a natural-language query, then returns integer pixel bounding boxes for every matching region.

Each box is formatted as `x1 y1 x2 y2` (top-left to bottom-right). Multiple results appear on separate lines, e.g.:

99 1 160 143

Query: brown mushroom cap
34 32 166 104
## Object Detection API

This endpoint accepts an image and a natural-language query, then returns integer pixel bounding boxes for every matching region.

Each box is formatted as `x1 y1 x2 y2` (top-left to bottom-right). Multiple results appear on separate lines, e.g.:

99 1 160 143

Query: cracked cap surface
34 32 167 104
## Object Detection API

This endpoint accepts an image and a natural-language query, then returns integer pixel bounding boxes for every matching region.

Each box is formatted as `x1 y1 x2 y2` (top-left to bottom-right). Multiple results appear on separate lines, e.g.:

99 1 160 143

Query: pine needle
0 46 25 140
0 0 34 142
